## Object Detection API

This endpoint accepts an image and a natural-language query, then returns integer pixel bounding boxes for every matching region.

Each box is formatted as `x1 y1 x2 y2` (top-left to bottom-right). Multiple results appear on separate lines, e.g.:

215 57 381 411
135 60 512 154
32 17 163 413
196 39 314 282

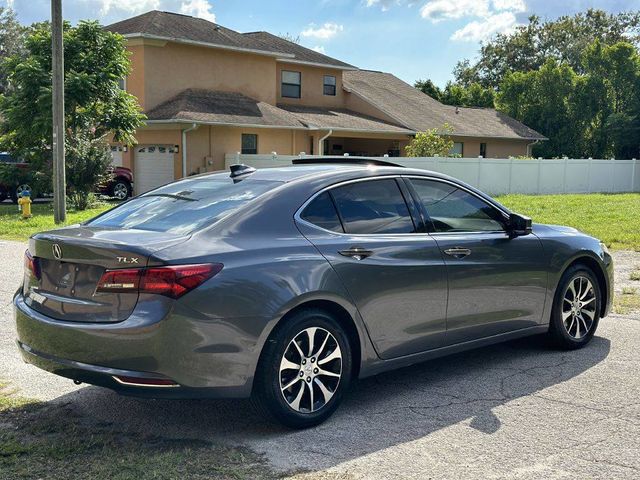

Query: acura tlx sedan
14 158 613 428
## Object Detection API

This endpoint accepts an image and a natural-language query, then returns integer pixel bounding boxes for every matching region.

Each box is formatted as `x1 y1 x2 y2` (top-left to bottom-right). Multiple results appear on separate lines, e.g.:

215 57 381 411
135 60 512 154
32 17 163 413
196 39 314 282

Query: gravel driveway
1 239 639 479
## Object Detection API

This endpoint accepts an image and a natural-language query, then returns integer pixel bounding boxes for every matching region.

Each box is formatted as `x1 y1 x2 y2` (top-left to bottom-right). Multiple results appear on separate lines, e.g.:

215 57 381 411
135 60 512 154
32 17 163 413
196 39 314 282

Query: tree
0 6 27 94
278 32 300 44
0 20 145 200
415 78 442 101
66 131 113 210
405 124 455 157
455 9 640 90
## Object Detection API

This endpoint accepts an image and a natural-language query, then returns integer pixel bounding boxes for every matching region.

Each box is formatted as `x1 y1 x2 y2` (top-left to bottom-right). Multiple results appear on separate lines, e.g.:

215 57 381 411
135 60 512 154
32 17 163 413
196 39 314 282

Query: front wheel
548 265 601 349
110 180 132 200
253 309 352 428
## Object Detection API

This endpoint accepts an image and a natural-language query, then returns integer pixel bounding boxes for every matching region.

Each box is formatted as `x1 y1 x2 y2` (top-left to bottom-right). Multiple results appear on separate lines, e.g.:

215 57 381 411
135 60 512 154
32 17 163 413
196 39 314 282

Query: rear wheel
549 265 600 349
253 308 352 428
10 184 34 204
110 180 131 200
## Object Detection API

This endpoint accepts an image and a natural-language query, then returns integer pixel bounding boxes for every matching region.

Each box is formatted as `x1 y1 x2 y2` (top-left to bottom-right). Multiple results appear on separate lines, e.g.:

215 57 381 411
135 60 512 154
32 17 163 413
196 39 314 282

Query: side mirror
508 213 532 237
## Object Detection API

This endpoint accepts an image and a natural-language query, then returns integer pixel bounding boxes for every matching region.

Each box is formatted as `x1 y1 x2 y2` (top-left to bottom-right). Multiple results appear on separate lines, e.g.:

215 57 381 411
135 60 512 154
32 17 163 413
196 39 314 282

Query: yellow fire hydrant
18 190 32 219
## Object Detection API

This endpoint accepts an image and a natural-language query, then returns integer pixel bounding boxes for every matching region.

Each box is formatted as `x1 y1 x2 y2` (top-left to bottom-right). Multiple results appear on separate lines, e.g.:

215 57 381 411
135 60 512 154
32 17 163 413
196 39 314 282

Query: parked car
14 158 613 428
0 153 133 202
0 153 33 203
97 166 133 200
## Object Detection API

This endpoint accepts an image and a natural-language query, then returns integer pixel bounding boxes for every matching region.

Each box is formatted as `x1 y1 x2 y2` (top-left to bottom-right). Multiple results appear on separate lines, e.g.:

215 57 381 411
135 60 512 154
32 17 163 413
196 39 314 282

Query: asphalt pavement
1 239 639 479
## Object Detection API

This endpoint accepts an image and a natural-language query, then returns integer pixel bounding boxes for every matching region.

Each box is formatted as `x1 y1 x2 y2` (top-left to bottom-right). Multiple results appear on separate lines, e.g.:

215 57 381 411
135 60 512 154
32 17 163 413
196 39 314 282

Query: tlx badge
117 256 139 264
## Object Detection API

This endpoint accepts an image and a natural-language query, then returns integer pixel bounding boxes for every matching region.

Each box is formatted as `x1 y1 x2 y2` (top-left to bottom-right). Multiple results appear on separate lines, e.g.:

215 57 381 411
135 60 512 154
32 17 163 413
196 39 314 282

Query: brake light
96 263 222 299
24 250 40 280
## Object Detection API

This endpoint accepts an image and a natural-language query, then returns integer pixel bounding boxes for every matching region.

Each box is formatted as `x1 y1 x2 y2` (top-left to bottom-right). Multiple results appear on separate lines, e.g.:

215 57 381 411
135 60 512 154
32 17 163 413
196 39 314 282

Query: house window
323 75 336 96
241 134 258 154
480 142 487 158
282 70 301 98
450 142 464 157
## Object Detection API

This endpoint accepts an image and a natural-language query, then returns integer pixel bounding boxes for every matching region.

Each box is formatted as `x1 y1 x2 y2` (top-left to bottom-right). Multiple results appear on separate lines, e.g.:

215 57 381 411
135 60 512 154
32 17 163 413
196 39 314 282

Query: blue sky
4 0 640 86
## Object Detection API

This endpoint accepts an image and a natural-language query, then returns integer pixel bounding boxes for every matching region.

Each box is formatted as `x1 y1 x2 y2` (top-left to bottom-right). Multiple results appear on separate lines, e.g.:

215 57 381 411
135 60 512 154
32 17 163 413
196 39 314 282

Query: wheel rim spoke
279 326 342 414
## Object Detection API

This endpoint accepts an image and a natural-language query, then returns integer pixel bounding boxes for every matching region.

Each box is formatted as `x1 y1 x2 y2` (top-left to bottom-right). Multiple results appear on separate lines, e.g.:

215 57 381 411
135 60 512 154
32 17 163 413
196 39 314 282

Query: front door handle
338 247 374 261
444 247 471 259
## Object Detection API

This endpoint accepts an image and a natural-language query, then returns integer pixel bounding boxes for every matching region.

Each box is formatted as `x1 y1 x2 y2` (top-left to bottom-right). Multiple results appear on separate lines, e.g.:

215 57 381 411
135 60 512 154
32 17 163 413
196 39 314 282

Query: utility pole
51 0 66 223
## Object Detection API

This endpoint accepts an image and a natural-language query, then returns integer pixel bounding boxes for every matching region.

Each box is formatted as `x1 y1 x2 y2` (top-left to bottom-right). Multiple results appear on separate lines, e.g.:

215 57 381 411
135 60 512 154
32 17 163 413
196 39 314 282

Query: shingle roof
145 89 305 128
105 11 352 68
243 31 355 68
343 70 546 140
105 11 285 55
278 104 413 134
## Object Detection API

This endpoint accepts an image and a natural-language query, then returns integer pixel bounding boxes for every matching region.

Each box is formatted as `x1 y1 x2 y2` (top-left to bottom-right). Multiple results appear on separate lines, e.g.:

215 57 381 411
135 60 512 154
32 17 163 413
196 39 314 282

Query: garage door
110 146 124 166
134 145 176 195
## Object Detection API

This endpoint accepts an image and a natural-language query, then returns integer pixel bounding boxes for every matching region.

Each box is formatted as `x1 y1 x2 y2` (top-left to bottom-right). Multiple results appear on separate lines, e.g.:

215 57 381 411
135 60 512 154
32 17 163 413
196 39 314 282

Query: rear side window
330 179 415 234
300 192 343 233
87 177 281 235
410 179 505 232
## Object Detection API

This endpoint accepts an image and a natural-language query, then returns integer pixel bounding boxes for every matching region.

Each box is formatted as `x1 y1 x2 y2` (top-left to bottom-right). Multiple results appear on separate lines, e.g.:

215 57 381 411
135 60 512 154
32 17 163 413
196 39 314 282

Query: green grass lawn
496 193 640 251
0 203 112 241
1 193 639 251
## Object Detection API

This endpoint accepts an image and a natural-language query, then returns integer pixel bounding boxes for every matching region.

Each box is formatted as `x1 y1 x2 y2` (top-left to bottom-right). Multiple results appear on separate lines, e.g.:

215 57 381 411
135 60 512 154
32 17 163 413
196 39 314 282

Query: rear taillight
96 263 222 299
24 250 40 280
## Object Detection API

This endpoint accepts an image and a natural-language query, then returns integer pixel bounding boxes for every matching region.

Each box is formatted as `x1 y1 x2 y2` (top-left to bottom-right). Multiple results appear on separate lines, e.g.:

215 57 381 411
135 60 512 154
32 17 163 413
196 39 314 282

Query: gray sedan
14 159 613 428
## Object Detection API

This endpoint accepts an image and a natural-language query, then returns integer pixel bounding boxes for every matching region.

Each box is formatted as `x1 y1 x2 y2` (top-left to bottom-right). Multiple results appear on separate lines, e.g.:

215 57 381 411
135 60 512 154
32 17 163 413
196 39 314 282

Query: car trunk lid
23 226 188 323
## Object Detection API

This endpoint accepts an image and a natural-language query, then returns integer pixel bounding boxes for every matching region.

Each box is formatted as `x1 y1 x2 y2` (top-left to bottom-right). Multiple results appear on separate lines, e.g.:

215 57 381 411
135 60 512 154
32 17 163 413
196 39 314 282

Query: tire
253 308 352 429
548 264 601 350
10 184 34 204
110 180 132 200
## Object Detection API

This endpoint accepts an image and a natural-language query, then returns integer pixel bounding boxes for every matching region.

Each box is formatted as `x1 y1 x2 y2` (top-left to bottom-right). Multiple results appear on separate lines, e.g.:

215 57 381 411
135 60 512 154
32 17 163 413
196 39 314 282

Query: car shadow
45 333 611 471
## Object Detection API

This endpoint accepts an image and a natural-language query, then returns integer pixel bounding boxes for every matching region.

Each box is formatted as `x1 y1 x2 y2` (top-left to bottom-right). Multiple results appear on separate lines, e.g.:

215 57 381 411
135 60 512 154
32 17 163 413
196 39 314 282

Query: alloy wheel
112 182 129 200
279 327 342 413
562 276 597 339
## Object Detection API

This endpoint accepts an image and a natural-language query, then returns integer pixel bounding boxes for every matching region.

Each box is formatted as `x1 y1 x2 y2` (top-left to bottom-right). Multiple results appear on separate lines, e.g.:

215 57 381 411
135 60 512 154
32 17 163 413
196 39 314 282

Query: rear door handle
338 247 374 261
444 247 471 259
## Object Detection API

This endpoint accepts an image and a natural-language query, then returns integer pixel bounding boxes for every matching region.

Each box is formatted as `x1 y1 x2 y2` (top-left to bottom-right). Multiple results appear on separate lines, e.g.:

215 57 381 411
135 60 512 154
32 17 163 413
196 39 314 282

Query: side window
300 192 343 233
410 179 505 233
331 179 415 234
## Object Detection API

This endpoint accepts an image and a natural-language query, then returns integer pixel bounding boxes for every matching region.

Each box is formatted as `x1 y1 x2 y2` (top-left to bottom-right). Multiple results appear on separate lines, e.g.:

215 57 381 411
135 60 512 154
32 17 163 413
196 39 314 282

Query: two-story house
106 11 545 194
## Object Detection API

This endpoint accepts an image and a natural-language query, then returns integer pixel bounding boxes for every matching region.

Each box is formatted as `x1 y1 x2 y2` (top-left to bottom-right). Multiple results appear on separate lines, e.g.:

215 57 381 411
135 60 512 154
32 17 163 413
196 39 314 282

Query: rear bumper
14 293 262 398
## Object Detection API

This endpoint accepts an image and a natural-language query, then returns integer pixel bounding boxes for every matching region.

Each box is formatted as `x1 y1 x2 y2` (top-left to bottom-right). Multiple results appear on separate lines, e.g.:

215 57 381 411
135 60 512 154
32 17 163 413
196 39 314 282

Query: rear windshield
87 176 281 234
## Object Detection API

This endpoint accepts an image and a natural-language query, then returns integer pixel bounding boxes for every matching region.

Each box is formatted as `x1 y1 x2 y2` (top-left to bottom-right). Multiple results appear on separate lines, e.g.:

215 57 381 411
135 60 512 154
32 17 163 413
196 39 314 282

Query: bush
65 133 111 210
405 124 455 157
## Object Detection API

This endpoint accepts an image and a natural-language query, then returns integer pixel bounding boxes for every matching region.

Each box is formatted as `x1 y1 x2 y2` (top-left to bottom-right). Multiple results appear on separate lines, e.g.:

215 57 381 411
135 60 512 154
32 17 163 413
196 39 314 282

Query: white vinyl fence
225 153 640 196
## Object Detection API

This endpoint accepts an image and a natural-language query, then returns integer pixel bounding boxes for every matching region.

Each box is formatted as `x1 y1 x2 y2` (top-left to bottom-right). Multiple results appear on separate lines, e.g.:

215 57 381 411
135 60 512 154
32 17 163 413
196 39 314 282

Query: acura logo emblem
52 244 62 259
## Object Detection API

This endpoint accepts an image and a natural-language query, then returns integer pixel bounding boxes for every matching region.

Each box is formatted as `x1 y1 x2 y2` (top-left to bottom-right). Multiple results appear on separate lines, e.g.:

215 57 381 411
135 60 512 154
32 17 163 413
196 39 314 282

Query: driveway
1 239 639 479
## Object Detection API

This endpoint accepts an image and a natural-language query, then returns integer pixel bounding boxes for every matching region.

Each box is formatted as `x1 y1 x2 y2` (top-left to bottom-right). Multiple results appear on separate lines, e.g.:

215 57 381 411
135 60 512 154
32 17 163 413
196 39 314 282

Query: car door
406 177 548 345
295 177 448 360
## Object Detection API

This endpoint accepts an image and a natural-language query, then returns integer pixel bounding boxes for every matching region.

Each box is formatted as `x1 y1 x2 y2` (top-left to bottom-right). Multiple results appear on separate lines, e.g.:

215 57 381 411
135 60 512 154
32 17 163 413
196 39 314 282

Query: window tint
323 75 336 96
301 192 343 232
410 179 505 233
241 134 258 154
282 70 301 98
331 179 415 234
88 177 280 235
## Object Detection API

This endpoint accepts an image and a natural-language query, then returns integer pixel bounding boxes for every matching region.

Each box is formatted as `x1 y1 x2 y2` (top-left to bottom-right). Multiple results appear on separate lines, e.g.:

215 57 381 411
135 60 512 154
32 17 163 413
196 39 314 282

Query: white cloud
311 45 326 54
492 0 526 12
96 0 161 16
180 0 216 22
301 22 343 40
451 11 518 41
365 0 400 11
420 0 490 22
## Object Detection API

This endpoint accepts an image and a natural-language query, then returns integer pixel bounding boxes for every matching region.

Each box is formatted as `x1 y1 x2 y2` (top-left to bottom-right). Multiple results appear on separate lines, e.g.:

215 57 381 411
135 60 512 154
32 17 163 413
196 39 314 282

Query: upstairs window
282 71 301 98
323 75 336 96
241 134 258 154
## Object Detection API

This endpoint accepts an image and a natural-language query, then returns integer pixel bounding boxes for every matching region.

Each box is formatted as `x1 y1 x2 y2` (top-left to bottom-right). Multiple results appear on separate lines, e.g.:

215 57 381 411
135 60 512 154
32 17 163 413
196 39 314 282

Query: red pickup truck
0 153 133 202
